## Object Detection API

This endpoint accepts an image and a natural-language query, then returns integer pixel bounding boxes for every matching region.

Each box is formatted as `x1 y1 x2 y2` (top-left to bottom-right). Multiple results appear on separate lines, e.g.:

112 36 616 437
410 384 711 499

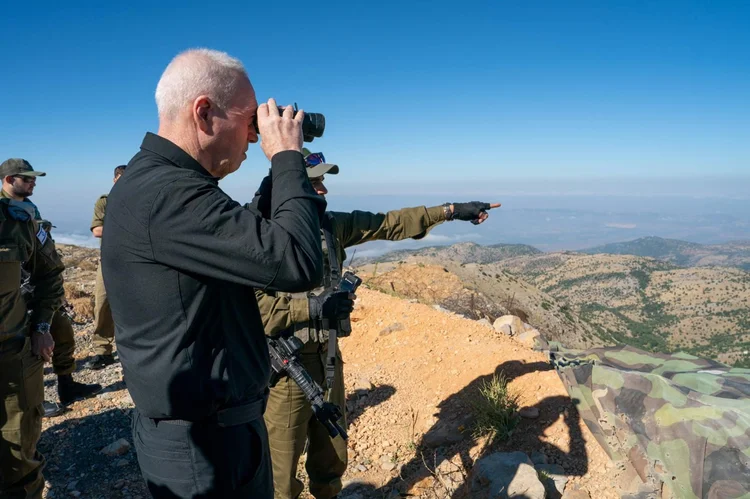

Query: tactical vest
279 214 349 344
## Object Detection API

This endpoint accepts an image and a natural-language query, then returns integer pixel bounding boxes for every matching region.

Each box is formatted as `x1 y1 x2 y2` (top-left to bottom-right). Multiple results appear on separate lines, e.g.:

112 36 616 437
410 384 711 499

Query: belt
154 391 268 428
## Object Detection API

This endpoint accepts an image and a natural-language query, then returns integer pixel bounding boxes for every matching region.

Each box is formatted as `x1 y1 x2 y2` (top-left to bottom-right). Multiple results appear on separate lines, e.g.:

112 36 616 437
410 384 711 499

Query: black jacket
102 133 325 420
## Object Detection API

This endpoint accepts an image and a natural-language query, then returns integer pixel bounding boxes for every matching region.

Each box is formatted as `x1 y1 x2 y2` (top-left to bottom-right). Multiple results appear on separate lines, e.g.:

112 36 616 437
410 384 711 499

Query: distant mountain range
580 236 750 271
355 238 750 365
358 242 541 265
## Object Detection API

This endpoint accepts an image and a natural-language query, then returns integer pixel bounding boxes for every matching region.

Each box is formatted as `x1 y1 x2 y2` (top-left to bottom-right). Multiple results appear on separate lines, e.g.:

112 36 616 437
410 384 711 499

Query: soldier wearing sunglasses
1 159 102 417
253 149 500 499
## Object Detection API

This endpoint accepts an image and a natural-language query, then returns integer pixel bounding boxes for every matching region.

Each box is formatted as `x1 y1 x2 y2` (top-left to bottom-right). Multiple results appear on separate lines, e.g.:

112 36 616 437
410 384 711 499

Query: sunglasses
305 152 326 168
14 175 36 183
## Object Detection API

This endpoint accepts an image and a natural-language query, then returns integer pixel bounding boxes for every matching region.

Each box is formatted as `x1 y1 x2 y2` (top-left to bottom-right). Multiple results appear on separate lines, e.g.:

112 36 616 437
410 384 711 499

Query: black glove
451 202 492 222
309 290 355 321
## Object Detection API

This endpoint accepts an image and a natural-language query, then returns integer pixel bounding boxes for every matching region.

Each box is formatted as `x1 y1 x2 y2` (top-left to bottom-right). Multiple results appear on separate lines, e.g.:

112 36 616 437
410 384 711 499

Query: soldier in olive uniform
1 159 100 417
84 165 125 370
255 150 500 499
0 191 65 497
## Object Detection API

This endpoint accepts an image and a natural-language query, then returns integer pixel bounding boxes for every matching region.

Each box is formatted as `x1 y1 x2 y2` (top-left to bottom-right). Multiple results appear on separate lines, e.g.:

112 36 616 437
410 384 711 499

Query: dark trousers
132 408 273 498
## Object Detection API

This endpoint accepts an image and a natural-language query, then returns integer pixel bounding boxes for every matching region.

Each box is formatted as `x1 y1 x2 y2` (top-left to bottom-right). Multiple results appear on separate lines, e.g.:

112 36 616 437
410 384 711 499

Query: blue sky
1 0 749 242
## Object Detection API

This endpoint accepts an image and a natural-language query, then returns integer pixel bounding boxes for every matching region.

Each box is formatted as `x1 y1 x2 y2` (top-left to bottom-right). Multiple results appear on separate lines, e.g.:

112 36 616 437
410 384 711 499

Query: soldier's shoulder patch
36 224 48 245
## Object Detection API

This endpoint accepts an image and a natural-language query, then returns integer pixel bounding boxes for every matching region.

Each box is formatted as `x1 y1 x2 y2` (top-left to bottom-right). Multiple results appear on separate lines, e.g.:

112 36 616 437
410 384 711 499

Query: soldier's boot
58 374 102 405
83 354 117 371
42 400 64 418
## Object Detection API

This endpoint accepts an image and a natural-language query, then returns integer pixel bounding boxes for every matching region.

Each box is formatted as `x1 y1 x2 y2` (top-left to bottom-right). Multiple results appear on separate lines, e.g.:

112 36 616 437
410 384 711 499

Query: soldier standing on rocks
0 158 101 418
83 165 126 371
0 186 65 497
254 149 501 499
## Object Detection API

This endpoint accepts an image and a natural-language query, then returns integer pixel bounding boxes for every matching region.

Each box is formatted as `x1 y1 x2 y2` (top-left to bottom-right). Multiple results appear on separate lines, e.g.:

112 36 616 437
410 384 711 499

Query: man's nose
247 127 259 144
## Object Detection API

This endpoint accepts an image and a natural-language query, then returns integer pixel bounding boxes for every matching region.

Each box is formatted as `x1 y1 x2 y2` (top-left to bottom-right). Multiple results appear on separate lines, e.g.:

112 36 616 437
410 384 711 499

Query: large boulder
493 315 525 336
470 451 546 498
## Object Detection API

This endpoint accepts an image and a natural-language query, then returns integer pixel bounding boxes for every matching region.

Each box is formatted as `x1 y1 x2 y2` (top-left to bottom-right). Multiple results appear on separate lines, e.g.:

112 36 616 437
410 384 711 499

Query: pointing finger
488 203 501 209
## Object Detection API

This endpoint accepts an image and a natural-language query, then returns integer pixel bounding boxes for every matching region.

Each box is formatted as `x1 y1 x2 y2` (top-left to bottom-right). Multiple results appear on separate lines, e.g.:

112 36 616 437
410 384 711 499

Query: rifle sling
322 214 340 394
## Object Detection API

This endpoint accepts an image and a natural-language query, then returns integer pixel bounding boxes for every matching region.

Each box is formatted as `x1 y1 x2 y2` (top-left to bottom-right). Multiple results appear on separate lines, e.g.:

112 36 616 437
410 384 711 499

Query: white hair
155 48 249 121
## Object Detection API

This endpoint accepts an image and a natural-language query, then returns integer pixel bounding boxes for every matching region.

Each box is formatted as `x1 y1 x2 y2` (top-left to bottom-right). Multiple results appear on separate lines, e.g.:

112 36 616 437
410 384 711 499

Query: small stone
114 479 126 489
356 464 367 472
69 492 81 498
66 480 78 490
100 438 131 456
381 461 396 471
116 459 129 467
519 407 540 419
378 322 404 336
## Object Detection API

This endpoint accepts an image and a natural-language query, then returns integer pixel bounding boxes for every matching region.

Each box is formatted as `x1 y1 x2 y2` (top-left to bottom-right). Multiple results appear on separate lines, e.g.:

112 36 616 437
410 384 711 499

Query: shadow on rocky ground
341 360 588 498
39 408 149 498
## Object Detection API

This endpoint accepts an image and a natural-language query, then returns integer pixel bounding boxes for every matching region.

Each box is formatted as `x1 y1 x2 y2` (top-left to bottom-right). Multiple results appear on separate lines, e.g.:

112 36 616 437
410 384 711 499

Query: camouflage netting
550 345 750 499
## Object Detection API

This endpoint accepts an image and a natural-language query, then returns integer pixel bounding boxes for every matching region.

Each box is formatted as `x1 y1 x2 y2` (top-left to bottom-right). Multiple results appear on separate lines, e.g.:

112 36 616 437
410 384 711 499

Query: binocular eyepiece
253 103 325 143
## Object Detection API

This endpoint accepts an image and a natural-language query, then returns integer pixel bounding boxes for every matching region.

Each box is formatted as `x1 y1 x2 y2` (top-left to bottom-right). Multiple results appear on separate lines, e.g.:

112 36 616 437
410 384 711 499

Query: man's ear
193 96 212 133
3 175 15 185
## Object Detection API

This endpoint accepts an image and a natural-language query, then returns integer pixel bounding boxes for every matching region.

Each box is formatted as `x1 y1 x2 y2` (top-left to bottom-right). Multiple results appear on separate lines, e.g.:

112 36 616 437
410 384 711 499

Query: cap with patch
303 148 339 178
0 158 46 178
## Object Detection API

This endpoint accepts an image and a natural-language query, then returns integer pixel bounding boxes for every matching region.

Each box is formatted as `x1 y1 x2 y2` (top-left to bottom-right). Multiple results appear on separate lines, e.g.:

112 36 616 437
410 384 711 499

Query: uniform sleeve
26 224 65 325
332 205 446 249
90 197 107 231
149 151 326 292
255 289 311 337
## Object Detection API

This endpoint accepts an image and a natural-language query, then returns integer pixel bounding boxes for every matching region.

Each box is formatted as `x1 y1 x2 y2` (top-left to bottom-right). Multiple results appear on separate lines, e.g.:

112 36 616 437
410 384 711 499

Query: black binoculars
253 103 325 142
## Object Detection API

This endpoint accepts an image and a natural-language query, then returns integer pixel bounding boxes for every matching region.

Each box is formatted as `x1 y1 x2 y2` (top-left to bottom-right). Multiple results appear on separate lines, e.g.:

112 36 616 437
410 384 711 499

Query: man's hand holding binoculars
257 98 305 161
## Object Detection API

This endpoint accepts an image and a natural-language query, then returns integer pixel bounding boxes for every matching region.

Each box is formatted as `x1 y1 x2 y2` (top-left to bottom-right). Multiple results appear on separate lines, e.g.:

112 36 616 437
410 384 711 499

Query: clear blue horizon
2 1 749 246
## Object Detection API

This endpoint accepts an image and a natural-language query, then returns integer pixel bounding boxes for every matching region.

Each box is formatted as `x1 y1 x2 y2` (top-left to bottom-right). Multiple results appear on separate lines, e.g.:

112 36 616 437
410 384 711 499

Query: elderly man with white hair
101 48 326 498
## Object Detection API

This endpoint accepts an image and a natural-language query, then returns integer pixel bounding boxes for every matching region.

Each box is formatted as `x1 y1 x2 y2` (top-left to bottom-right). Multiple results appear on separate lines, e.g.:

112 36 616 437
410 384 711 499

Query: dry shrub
70 297 94 320
64 283 89 300
78 259 99 271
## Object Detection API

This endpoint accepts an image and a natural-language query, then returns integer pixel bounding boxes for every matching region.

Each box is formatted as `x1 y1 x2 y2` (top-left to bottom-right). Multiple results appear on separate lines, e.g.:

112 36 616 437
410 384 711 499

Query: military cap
303 148 339 177
0 158 46 178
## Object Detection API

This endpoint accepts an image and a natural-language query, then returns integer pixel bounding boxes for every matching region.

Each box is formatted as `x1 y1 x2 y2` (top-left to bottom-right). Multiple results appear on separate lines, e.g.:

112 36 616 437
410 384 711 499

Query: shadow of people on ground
351 359 588 498
346 383 396 427
39 408 148 498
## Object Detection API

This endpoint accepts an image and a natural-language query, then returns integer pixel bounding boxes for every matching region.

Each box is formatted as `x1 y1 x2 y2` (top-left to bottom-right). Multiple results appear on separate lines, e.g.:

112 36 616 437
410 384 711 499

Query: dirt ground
39 245 619 497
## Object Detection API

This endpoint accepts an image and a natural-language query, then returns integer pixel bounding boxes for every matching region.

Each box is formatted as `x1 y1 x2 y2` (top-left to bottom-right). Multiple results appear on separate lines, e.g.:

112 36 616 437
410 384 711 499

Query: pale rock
100 438 131 456
493 315 525 335
496 324 513 336
477 318 493 328
518 328 542 349
470 451 546 499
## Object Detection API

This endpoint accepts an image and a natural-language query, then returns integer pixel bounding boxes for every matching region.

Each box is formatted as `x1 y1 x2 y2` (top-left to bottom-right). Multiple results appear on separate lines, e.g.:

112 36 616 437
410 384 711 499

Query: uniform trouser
264 341 347 499
132 407 273 498
0 338 45 498
92 265 114 356
50 312 75 376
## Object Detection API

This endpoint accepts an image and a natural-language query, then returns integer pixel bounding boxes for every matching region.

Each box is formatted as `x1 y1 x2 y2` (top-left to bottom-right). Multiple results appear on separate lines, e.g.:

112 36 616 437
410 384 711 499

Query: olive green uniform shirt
0 199 65 343
90 195 107 232
256 205 446 337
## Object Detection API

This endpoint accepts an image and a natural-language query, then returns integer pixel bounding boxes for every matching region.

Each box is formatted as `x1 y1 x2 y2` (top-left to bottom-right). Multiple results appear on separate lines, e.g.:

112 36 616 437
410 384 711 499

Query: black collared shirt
102 132 325 420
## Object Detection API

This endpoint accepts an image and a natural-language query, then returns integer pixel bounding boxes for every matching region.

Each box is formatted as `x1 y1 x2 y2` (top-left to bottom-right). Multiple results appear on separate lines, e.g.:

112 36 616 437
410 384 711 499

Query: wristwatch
442 203 454 221
33 322 51 335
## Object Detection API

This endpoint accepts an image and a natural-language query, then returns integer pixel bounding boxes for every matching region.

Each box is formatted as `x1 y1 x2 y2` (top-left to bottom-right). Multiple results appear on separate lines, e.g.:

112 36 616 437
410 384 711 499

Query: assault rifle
20 268 83 325
267 334 348 440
